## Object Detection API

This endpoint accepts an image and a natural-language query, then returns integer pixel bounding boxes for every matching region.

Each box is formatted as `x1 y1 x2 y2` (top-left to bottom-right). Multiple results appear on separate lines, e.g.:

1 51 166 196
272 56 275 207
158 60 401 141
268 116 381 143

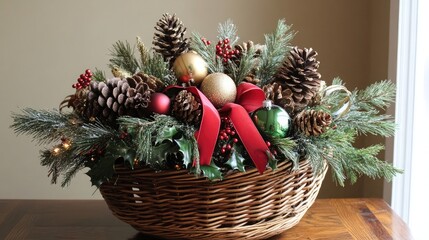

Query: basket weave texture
100 159 327 240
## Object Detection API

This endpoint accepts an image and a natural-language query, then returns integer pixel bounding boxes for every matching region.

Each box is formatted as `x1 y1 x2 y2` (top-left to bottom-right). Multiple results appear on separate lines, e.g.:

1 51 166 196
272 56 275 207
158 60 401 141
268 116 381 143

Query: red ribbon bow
166 82 268 173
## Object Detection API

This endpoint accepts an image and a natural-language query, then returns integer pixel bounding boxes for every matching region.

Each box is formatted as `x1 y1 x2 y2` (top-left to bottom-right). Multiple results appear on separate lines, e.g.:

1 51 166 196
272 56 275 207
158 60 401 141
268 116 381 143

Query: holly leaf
225 146 246 172
155 126 179 145
174 135 193 168
193 161 223 181
86 154 117 187
147 141 178 169
86 141 132 187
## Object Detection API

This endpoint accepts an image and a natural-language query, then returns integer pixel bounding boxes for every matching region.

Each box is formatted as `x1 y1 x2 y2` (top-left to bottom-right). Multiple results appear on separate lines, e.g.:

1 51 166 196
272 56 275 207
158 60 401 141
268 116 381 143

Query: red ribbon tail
221 103 268 173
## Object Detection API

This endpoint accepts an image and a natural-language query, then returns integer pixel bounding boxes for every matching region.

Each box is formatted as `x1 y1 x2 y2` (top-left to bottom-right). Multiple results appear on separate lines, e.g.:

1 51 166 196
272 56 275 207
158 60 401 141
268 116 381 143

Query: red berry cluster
218 116 239 155
216 38 239 63
72 69 92 90
201 37 211 46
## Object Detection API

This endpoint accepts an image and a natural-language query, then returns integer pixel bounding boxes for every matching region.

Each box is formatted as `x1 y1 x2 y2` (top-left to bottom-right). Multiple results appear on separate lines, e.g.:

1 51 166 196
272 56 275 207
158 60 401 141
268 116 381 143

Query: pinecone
263 82 298 114
294 109 332 136
275 47 322 113
171 90 202 125
153 13 189 66
126 72 165 92
84 78 153 122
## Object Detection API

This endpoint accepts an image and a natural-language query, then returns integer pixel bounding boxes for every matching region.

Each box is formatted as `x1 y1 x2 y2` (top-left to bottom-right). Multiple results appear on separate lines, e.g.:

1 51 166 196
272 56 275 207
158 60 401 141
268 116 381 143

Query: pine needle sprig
92 68 106 82
109 40 139 74
301 127 401 186
143 53 176 86
72 120 119 154
11 108 77 145
269 137 298 168
352 80 396 111
227 46 258 84
337 110 395 137
40 146 84 186
257 19 295 86
191 32 224 73
61 158 86 187
217 19 239 45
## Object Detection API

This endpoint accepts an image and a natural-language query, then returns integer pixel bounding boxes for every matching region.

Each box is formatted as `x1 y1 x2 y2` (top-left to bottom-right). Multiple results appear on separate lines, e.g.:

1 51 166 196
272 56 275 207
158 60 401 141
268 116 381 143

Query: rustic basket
100 159 327 240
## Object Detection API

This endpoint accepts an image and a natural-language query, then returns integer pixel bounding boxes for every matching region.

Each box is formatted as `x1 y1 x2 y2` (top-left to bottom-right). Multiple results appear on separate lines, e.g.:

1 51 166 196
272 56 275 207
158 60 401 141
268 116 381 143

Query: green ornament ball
252 100 291 138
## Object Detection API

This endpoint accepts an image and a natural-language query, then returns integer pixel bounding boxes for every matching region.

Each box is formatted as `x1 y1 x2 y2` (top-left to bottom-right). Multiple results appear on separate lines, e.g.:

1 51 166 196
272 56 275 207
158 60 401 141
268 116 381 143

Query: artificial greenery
10 16 400 188
257 19 295 86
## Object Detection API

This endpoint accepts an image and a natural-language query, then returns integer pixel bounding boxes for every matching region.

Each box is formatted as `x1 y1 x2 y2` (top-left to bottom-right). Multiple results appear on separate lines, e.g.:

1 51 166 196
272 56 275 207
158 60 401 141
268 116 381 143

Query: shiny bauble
172 52 208 85
148 92 171 114
252 100 291 138
200 73 237 108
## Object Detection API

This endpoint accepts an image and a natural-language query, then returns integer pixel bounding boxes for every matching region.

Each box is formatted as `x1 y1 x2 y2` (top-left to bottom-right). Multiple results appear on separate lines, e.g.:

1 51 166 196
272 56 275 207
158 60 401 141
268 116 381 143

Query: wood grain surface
0 198 412 240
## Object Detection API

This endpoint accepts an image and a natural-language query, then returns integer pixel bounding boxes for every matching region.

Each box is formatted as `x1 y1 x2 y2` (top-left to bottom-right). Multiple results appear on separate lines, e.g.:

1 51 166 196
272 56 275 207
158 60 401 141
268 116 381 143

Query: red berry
233 138 238 143
85 69 91 75
206 40 211 45
72 83 77 88
266 141 271 147
224 38 229 44
231 131 236 136
226 144 232 150
180 75 191 83
218 40 222 45
235 49 240 55
221 148 226 154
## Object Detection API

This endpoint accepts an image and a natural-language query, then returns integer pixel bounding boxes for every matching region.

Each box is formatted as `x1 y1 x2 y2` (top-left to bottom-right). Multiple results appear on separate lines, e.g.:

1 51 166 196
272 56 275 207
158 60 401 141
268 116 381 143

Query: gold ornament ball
173 52 208 85
200 73 237 108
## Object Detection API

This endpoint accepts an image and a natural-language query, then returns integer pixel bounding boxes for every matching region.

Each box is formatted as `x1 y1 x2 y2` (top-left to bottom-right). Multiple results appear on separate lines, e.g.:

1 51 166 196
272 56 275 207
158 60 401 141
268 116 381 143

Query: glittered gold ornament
200 73 237 108
172 52 208 85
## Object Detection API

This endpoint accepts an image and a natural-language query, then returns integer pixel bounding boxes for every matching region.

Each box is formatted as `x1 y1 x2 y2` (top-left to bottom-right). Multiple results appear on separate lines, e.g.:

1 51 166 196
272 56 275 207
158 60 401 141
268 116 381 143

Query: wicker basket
100 159 327 240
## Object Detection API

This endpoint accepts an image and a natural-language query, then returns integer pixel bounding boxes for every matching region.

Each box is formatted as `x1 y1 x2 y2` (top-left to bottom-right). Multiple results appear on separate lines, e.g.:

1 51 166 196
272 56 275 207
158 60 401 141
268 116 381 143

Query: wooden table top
0 198 412 240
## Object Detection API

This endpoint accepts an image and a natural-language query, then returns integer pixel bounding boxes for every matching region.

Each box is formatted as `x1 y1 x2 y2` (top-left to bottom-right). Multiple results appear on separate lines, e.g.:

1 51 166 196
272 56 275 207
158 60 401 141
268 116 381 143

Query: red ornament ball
149 93 171 114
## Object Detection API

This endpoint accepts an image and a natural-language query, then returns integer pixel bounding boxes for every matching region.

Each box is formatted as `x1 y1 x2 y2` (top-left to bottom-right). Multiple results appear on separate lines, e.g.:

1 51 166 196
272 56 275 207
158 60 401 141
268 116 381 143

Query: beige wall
0 0 391 199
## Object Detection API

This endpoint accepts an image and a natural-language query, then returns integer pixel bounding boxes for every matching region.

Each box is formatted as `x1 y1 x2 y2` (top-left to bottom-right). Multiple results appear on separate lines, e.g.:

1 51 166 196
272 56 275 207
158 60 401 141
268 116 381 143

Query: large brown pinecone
84 77 153 122
274 47 322 113
153 13 189 66
171 90 202 125
294 109 332 136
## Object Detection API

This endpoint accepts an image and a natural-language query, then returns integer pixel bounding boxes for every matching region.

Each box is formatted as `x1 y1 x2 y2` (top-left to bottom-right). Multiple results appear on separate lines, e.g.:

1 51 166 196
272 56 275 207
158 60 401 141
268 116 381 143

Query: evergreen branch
92 68 106 82
345 145 402 183
352 80 396 111
269 137 298 168
61 158 86 187
118 115 198 167
257 19 295 86
217 19 239 45
142 52 176 86
191 32 224 73
40 146 83 185
228 46 257 84
11 109 76 145
72 120 119 154
109 40 139 74
337 110 395 137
